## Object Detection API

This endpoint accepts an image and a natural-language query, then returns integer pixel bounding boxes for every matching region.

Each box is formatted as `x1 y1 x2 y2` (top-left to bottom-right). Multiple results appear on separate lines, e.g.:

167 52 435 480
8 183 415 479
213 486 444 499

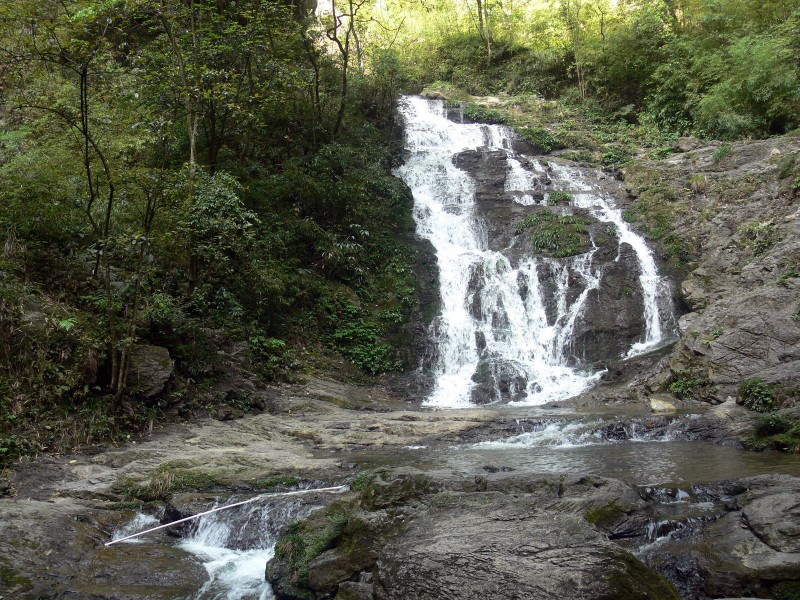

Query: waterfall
178 498 315 600
112 497 317 600
547 162 669 358
395 96 672 407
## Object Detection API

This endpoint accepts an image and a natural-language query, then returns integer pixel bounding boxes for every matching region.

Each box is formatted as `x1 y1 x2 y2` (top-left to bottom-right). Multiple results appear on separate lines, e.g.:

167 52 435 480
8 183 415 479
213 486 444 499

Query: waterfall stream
395 96 673 408
111 496 319 600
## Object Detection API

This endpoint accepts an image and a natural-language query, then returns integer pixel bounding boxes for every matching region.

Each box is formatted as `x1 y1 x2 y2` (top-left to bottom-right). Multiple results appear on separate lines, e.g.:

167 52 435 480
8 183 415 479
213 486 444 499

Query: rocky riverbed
2 128 800 599
1 374 799 599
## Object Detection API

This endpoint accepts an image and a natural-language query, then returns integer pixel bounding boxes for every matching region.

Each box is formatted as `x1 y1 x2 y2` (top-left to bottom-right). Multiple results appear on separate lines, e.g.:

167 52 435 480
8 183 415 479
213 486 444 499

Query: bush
463 103 506 125
515 210 592 258
750 414 800 453
668 372 711 400
738 379 776 412
548 191 574 205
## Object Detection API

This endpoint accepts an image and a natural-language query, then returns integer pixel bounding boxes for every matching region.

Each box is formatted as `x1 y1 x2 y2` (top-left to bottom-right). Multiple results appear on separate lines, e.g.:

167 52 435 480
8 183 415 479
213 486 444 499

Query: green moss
606 550 681 600
585 502 625 528
0 560 33 592
747 414 800 453
115 467 226 501
777 153 797 179
253 475 301 489
274 500 354 591
515 210 592 258
351 471 373 492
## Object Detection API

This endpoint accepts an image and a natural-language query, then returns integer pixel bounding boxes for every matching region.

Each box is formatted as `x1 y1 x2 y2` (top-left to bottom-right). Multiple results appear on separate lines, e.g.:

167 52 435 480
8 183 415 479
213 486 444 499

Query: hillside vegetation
1 0 798 464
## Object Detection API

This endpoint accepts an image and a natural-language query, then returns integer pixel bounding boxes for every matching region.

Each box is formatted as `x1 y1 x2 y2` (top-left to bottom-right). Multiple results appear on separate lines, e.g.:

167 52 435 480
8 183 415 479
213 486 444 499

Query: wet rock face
624 135 800 403
470 358 528 404
608 474 800 600
573 242 646 364
374 495 678 600
451 147 651 372
266 469 679 600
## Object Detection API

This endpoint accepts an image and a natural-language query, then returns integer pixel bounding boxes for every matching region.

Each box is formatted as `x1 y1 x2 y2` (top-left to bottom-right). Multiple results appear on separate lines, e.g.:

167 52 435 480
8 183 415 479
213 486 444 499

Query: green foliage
0 0 424 463
463 103 507 125
515 210 592 258
738 379 776 412
548 191 574 205
695 35 799 138
518 127 562 153
331 305 400 376
601 145 631 167
669 372 712 400
713 145 733 164
773 581 800 600
249 335 291 381
749 415 800 453
739 221 779 256
585 502 625 527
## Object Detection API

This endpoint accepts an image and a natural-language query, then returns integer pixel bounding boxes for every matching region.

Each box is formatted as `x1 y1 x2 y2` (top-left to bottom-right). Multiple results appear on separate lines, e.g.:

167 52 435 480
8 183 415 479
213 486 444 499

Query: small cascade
547 162 671 357
396 96 674 407
504 157 545 205
110 511 162 544
472 415 690 449
112 496 319 600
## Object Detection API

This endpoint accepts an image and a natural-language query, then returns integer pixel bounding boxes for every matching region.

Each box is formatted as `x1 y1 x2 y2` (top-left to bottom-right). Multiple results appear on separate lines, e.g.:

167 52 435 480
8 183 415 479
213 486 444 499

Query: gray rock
470 358 528 404
336 581 373 600
373 492 679 600
674 136 702 152
126 344 174 398
743 493 800 553
573 242 646 366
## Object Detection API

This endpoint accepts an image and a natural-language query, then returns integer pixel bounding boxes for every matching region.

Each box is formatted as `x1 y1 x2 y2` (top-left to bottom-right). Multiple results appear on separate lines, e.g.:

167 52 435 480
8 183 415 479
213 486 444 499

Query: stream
105 98 799 599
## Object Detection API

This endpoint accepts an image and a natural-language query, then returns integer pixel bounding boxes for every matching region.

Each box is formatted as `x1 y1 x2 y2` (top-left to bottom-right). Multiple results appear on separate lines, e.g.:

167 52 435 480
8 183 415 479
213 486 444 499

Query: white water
396 96 672 407
547 162 670 357
472 415 694 449
112 498 316 600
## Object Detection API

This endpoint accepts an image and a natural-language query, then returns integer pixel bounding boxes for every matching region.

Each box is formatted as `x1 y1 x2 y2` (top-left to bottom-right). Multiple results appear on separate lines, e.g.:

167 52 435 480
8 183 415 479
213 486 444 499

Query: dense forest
1 0 798 464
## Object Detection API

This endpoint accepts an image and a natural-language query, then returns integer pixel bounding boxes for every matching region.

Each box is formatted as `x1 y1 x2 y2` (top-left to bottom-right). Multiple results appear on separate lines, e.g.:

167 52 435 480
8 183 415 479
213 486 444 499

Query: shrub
738 221 779 256
548 191 574 205
738 379 776 412
463 103 506 125
518 127 562 153
712 145 732 164
515 210 591 258
668 372 711 400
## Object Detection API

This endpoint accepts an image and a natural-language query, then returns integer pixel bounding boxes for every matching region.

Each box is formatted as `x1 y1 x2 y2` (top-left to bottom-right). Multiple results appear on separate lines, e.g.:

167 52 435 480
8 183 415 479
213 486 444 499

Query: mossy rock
585 501 626 529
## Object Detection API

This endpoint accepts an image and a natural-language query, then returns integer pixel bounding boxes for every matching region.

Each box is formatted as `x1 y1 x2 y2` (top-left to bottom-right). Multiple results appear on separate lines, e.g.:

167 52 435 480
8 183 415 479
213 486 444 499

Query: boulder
126 344 173 398
336 581 374 600
470 358 528 404
572 243 646 365
373 492 679 600
650 395 677 413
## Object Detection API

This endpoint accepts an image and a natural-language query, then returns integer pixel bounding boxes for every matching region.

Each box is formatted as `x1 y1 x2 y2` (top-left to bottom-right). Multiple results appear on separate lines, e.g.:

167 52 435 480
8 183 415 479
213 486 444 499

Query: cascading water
547 162 669 357
112 496 318 600
395 96 673 407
